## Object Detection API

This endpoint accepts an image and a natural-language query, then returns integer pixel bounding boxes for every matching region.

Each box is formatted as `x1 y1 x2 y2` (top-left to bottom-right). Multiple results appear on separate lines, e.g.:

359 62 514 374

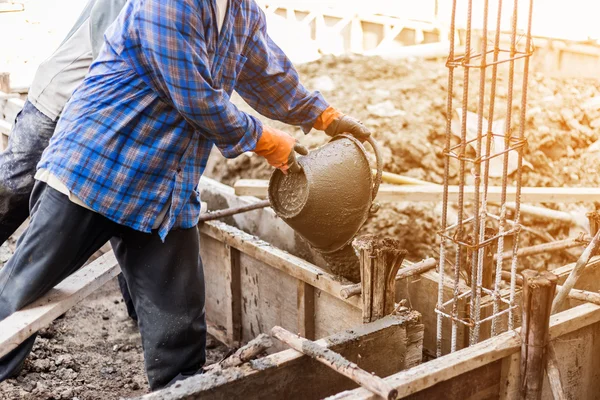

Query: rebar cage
436 0 535 356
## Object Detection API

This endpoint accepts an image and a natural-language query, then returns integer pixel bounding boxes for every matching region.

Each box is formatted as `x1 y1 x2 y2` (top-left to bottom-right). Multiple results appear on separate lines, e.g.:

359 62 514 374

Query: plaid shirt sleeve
128 0 262 158
235 8 329 134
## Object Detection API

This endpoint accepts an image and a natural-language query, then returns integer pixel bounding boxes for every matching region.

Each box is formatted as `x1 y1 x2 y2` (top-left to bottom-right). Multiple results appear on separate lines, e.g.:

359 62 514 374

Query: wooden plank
199 221 361 310
200 234 232 340
227 246 243 345
327 302 600 399
297 281 315 340
314 291 362 338
235 179 600 204
542 321 600 399
499 352 520 400
0 252 121 358
239 252 298 351
139 313 422 400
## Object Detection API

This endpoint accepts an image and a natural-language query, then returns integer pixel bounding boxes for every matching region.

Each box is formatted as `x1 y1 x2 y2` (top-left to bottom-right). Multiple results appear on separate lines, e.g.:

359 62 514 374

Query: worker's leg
117 273 138 322
0 182 117 381
0 100 56 243
111 226 206 390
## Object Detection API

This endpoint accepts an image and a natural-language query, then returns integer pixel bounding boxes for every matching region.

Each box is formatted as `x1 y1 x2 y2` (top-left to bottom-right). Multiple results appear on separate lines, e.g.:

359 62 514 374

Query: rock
113 344 121 352
367 100 406 118
32 358 52 372
56 367 78 380
59 388 73 399
101 366 116 375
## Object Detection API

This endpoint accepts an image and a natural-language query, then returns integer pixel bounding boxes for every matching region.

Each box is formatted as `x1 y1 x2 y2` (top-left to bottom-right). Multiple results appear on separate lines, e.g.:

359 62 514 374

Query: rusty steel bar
435 0 458 358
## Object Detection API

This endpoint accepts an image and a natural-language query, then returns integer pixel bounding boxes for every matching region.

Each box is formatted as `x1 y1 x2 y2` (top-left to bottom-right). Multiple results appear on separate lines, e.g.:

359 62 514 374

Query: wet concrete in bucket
268 137 375 283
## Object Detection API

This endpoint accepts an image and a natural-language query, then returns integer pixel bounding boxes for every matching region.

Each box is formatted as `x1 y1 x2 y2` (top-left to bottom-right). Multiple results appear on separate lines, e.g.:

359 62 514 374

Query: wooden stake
545 343 567 400
340 258 436 300
520 270 557 400
204 333 273 372
552 229 600 313
353 236 407 323
271 326 398 400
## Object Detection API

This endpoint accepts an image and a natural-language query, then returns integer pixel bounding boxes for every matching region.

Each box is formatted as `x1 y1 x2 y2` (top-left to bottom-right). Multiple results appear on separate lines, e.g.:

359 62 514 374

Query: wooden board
0 253 121 358
542 320 600 399
138 313 423 400
239 252 298 351
235 179 600 204
200 234 235 341
328 302 600 399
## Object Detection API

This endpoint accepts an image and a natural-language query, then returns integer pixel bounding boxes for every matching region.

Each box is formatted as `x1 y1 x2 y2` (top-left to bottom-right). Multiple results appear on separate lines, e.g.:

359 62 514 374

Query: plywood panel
314 291 361 338
542 321 600 399
239 253 298 351
200 233 231 338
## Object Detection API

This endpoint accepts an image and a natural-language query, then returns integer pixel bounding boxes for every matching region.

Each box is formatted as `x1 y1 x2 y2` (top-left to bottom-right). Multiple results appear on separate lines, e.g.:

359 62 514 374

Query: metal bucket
268 134 383 280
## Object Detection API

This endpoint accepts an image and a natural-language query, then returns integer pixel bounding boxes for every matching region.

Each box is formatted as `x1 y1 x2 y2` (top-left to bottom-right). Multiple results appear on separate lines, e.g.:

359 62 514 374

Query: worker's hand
254 126 308 174
325 115 371 141
314 107 371 141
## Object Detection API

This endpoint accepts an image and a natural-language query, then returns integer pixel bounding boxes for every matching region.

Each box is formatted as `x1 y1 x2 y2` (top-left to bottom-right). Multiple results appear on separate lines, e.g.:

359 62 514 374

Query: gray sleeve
89 0 128 59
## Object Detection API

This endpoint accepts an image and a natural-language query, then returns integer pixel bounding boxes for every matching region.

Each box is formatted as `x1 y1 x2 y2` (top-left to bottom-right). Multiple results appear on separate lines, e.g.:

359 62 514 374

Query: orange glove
254 126 307 173
314 106 371 141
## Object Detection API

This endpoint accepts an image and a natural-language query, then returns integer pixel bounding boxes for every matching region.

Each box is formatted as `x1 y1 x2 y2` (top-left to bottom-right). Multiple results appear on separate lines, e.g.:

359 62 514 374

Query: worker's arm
235 10 371 140
235 9 329 134
89 0 128 59
125 0 263 159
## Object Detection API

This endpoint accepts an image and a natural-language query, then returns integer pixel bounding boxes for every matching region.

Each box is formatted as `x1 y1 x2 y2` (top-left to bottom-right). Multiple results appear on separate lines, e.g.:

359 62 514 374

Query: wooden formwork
139 313 423 400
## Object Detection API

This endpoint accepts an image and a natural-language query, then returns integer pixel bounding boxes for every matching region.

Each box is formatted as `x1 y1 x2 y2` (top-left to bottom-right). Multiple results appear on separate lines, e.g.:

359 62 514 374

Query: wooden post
297 281 315 340
520 270 557 400
0 72 9 93
353 236 407 323
226 246 242 345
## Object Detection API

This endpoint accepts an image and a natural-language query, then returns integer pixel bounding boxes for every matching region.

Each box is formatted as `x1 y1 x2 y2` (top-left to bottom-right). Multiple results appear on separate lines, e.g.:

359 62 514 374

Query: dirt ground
206 54 600 270
0 274 229 400
2 54 600 398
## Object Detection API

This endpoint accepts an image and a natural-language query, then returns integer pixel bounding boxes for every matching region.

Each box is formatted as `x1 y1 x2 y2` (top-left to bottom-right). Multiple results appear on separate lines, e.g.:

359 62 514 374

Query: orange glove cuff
254 125 295 171
313 106 343 131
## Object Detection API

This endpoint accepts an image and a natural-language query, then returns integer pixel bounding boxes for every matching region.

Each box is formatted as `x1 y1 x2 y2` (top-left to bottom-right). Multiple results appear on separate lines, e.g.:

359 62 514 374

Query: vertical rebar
451 0 473 353
469 0 489 345
436 0 458 358
507 0 534 330
491 0 519 336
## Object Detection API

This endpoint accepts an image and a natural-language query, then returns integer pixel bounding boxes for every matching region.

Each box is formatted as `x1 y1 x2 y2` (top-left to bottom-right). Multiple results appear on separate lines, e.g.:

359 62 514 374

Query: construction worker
0 0 137 322
0 0 370 390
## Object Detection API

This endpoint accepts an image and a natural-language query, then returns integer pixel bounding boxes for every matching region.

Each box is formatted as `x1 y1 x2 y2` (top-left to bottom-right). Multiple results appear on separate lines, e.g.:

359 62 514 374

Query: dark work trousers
0 99 137 320
0 99 54 243
0 182 206 389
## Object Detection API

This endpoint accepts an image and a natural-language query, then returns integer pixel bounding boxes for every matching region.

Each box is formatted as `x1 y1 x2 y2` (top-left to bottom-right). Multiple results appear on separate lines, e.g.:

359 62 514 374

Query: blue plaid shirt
38 0 329 240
